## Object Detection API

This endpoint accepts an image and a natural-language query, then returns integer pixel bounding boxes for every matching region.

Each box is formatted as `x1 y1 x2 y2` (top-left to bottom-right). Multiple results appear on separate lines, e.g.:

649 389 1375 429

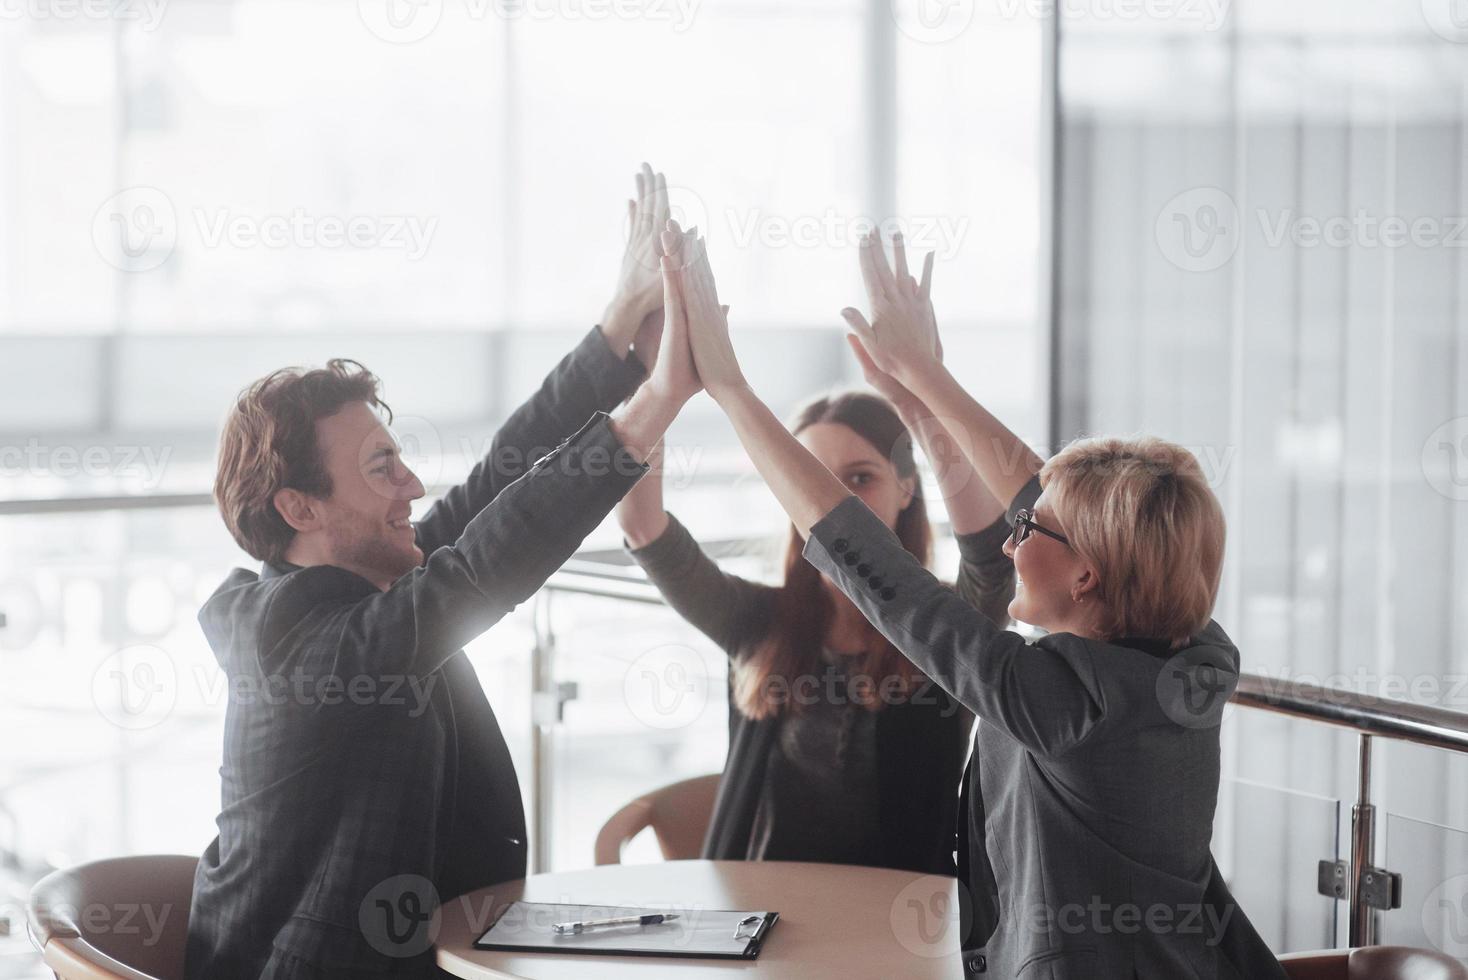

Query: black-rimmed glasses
1011 508 1070 547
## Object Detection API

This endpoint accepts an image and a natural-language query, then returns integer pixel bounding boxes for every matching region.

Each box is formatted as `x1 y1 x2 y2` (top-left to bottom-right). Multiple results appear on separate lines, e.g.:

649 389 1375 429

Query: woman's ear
1071 564 1102 604
898 473 918 511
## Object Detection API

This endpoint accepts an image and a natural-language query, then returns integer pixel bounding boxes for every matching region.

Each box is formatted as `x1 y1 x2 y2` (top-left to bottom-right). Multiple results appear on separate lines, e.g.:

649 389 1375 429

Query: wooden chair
26 855 196 980
594 774 721 865
1280 946 1468 980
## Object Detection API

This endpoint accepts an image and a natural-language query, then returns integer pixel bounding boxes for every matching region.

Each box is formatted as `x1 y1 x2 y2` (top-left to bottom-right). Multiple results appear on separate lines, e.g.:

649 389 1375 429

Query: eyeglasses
1011 508 1070 548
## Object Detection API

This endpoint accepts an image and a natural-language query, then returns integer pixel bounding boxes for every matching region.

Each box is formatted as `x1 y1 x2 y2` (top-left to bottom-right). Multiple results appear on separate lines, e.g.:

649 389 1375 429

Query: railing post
530 592 555 876
1348 733 1376 947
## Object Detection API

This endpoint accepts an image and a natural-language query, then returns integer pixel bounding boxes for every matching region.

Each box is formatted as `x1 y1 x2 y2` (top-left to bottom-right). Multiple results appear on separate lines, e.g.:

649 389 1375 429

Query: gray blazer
188 329 646 979
803 484 1287 980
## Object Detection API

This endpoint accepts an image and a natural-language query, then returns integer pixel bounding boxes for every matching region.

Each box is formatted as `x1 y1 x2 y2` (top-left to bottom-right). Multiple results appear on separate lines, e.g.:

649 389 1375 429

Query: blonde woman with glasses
657 222 1286 979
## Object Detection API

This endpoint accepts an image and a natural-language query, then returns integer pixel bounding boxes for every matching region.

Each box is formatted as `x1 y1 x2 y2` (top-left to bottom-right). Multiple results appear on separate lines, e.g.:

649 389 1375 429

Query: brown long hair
732 391 933 720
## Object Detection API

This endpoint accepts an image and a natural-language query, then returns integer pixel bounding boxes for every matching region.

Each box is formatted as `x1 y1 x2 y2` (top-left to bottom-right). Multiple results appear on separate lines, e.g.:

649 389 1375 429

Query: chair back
594 774 720 865
27 855 197 980
1280 946 1468 980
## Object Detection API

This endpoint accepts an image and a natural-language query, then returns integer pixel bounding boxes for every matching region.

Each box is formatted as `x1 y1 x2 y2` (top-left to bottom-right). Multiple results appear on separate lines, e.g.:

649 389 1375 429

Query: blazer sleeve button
843 551 860 566
832 538 849 553
856 563 871 577
880 587 896 601
868 576 883 589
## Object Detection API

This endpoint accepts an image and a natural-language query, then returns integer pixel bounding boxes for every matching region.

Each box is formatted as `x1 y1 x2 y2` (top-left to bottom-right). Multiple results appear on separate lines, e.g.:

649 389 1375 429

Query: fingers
840 306 876 347
919 250 935 300
653 170 669 229
893 232 910 285
660 254 688 333
858 232 897 304
844 331 880 378
638 163 657 230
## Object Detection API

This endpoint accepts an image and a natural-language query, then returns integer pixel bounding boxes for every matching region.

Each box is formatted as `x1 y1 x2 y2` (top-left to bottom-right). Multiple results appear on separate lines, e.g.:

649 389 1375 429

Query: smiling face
1001 490 1098 633
293 401 426 588
797 421 915 531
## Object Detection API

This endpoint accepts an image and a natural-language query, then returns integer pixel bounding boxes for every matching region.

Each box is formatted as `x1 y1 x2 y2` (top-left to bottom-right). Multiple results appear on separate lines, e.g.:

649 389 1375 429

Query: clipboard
472 901 779 960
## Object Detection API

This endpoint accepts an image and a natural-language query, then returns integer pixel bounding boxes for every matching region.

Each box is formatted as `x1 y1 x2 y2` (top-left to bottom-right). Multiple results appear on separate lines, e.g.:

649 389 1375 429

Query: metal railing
533 558 1468 950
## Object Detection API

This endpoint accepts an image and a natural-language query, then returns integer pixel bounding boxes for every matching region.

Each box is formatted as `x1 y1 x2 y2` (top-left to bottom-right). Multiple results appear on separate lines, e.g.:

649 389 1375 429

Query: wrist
897 356 948 393
600 297 641 355
612 385 684 461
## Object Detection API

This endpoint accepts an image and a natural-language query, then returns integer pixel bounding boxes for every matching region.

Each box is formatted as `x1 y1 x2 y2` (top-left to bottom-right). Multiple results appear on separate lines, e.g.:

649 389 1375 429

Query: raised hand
841 231 942 385
662 222 747 398
644 230 702 409
604 163 672 367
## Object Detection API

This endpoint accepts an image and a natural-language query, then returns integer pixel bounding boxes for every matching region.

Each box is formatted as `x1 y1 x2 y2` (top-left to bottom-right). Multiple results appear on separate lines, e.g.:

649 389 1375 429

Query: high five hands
651 222 947 407
658 220 746 401
605 163 673 370
841 232 944 389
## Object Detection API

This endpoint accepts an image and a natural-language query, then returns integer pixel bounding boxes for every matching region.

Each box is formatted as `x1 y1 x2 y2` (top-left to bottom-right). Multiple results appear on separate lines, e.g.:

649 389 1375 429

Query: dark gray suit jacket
187 329 646 979
803 486 1288 980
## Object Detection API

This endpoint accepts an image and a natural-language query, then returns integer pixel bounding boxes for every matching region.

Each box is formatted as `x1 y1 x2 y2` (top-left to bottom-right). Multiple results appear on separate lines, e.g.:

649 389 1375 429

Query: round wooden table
435 860 969 979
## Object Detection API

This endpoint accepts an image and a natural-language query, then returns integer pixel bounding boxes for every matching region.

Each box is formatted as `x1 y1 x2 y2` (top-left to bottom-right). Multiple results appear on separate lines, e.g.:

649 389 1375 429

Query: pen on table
552 913 681 935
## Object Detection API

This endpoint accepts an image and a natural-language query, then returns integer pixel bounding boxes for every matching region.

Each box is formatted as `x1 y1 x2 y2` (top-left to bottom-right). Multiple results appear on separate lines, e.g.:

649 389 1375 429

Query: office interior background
1 0 1466 974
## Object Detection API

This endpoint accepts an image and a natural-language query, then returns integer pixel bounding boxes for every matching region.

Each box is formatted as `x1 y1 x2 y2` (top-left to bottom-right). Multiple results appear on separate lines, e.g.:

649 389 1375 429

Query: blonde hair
1040 436 1225 647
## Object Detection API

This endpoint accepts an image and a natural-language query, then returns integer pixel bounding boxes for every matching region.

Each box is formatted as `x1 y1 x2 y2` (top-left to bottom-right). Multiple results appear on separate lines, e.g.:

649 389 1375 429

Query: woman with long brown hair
616 254 1015 875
